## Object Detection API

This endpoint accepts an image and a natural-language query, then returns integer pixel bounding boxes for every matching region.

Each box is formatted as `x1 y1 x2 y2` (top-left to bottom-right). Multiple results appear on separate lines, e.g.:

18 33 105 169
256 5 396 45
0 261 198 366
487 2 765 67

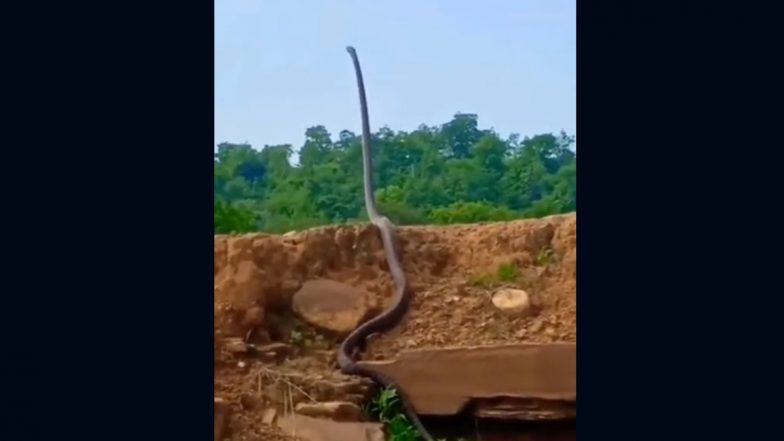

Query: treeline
214 113 576 234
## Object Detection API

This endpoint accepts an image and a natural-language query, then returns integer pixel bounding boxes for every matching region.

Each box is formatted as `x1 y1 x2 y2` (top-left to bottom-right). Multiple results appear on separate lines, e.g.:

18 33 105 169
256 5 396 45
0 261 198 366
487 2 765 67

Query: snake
338 46 436 441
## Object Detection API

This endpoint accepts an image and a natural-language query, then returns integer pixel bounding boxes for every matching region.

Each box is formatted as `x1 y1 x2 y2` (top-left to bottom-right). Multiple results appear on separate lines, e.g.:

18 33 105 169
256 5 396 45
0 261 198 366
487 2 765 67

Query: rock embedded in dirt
223 338 249 354
292 279 376 338
295 401 364 422
278 414 384 441
311 378 375 403
261 408 278 425
491 288 532 316
356 344 576 417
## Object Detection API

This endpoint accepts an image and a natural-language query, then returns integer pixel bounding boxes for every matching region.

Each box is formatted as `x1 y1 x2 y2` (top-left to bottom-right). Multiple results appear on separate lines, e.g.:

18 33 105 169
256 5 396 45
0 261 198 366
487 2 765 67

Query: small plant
468 262 521 287
536 247 555 266
371 386 421 441
370 386 467 441
288 329 305 347
372 386 401 425
467 272 493 287
496 262 521 282
386 414 420 441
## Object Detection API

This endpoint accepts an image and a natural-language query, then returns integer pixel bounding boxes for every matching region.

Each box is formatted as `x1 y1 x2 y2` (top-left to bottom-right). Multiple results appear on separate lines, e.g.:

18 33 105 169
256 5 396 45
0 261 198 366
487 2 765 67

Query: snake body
339 46 435 441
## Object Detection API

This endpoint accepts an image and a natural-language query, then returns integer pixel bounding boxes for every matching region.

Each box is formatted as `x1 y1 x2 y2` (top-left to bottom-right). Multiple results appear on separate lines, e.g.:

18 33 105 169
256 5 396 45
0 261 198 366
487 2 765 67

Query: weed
371 386 419 441
535 247 555 266
496 262 521 282
467 272 493 287
467 261 521 287
370 386 465 441
288 329 305 347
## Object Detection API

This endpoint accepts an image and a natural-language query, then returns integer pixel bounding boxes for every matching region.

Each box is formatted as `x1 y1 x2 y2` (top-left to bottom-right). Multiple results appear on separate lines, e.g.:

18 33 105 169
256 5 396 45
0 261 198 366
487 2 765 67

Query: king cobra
339 46 435 441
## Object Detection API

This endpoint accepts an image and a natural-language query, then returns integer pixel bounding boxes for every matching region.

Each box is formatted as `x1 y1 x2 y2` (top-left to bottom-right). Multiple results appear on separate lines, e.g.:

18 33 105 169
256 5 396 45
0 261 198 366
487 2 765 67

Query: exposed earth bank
214 213 576 441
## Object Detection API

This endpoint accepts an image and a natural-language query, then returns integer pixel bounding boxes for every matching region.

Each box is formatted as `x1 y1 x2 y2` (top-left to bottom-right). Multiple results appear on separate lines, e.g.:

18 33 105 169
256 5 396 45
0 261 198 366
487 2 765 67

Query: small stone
545 327 556 336
224 338 248 354
237 361 246 369
295 401 364 422
366 426 386 441
491 288 532 316
515 328 528 338
261 408 277 425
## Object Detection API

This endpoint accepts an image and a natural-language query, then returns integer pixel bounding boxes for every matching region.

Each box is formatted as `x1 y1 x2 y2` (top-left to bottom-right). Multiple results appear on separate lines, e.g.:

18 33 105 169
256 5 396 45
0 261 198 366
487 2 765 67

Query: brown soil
214 213 576 441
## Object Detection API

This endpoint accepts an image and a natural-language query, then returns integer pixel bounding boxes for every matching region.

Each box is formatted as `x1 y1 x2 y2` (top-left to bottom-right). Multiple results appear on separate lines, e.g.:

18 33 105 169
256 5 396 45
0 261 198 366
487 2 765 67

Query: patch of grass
467 261 522 287
370 386 465 441
288 328 306 347
535 247 555 266
371 386 419 441
496 262 521 282
467 272 494 288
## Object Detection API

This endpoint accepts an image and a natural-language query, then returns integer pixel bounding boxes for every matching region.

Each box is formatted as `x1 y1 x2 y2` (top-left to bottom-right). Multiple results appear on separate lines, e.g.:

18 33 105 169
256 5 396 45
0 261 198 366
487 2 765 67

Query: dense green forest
214 113 576 234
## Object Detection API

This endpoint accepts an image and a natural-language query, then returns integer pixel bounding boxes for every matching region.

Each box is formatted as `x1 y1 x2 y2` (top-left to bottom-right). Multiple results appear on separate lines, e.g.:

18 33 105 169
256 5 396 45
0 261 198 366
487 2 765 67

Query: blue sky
215 0 575 152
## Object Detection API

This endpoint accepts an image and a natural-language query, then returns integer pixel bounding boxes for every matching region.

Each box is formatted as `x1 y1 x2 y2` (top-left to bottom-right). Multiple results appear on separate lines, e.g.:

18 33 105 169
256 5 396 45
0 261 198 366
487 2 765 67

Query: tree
214 113 575 233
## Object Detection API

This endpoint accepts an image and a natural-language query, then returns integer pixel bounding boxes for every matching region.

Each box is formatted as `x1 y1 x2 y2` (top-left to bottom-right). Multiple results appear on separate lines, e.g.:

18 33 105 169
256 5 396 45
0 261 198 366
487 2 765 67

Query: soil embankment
214 213 576 441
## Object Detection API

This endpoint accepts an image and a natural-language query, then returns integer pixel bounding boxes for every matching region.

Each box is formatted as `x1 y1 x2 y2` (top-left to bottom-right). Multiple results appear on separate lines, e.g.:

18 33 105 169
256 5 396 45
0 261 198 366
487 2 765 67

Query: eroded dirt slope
214 213 576 441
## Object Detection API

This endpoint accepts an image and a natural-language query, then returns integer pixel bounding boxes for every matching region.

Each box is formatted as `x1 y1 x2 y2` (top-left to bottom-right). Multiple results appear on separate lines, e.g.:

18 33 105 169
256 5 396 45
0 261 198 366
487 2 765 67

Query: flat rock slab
292 279 375 338
357 343 575 420
278 414 385 441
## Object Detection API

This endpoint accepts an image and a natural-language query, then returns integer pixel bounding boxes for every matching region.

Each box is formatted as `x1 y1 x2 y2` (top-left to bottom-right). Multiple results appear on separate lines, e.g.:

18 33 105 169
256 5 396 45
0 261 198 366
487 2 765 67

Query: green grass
535 247 555 265
466 272 494 288
467 261 521 288
496 262 521 282
370 386 466 441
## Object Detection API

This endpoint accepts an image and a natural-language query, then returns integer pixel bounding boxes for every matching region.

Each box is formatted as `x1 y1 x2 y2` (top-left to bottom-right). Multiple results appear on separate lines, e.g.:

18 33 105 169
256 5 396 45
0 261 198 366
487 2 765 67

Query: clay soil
214 213 576 441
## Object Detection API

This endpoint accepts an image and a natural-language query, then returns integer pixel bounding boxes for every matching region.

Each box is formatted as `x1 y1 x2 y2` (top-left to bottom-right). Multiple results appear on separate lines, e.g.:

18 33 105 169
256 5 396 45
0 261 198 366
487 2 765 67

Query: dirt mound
214 213 576 441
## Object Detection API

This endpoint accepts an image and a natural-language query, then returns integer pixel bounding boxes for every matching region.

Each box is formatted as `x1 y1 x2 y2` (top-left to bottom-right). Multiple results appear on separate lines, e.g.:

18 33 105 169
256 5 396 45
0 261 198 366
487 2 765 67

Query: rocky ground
214 213 576 441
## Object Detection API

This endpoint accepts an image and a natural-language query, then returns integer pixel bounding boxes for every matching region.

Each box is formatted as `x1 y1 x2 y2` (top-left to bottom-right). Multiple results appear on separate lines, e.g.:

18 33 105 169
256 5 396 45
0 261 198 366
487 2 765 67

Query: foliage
536 247 555 266
370 386 464 441
428 201 516 225
214 113 575 233
466 261 521 287
496 262 521 282
467 272 494 288
371 387 411 440
370 386 422 441
214 200 257 234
